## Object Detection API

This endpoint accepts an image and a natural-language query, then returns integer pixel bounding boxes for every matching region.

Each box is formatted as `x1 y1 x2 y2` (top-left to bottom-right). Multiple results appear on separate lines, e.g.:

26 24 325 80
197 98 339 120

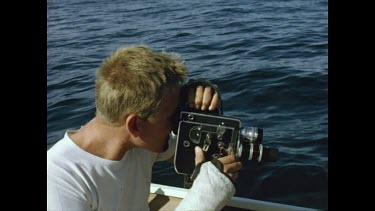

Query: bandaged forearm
175 162 236 211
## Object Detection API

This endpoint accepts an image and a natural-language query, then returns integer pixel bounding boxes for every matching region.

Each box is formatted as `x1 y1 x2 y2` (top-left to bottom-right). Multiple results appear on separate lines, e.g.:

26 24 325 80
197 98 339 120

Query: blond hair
95 45 188 125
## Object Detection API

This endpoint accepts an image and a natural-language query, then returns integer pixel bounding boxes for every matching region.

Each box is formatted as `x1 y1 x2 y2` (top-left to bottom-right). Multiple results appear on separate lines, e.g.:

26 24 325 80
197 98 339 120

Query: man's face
138 86 180 153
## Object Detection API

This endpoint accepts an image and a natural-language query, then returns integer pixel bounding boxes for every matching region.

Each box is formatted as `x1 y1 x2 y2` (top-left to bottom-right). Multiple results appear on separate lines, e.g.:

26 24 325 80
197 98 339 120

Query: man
47 45 242 210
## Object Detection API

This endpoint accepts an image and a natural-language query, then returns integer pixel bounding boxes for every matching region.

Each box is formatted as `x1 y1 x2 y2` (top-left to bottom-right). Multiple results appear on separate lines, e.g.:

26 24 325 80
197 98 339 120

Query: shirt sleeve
175 162 236 211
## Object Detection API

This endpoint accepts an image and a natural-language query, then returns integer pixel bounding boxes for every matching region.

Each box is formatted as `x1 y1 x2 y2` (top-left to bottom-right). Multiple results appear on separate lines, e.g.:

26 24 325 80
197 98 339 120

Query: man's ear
125 114 142 137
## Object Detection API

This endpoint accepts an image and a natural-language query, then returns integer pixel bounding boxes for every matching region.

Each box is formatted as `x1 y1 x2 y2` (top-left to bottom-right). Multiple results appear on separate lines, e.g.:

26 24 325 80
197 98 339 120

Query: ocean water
47 0 328 210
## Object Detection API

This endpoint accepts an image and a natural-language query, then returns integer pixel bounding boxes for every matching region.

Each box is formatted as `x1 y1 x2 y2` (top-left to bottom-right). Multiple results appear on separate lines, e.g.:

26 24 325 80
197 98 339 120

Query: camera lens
238 143 278 162
240 127 263 144
237 127 278 162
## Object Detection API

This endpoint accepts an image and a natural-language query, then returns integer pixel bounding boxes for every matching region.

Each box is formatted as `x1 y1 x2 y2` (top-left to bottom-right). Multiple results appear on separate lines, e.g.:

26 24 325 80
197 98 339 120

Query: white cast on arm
175 161 236 211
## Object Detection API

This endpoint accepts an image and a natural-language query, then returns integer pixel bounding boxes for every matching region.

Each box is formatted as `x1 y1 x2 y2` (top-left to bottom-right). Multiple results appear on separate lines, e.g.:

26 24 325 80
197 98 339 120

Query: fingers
218 155 242 173
209 91 219 111
188 85 220 111
227 172 239 180
193 86 204 110
195 146 242 181
201 86 212 110
194 146 205 165
218 155 242 181
226 145 235 156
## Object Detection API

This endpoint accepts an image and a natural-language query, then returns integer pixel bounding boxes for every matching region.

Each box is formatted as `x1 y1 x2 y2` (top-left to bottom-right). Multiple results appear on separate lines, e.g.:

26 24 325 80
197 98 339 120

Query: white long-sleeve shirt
47 130 235 211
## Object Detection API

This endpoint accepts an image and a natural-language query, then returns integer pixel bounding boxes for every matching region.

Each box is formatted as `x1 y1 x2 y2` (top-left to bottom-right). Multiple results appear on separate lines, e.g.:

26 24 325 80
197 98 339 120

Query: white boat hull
149 183 320 211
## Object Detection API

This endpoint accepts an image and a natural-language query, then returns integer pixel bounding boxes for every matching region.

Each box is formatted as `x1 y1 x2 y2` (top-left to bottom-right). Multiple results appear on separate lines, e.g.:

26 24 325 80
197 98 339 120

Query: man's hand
194 146 206 165
188 85 220 111
217 154 242 181
194 146 242 182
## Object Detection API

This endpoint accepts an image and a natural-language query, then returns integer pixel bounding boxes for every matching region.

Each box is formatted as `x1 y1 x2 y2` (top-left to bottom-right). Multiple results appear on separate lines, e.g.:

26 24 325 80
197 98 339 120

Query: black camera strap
189 161 204 181
188 158 235 186
180 78 223 115
189 159 223 183
179 78 233 188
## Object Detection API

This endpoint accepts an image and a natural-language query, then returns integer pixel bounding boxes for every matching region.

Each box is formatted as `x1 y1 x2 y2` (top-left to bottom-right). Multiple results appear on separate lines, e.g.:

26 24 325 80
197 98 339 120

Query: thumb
194 146 205 165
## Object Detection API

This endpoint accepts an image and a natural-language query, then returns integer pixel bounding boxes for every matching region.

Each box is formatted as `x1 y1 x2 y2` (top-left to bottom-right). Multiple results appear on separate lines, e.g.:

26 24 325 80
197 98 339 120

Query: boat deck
148 183 319 211
148 193 249 211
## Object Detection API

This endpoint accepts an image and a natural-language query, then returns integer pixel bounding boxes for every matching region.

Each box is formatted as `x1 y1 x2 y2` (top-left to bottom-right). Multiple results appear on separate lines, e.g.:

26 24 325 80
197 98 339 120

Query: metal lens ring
236 138 242 159
249 143 254 161
257 144 263 162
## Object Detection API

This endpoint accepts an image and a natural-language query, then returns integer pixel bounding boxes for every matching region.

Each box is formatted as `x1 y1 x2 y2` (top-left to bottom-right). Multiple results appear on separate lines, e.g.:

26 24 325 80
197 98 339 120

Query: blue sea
47 0 328 210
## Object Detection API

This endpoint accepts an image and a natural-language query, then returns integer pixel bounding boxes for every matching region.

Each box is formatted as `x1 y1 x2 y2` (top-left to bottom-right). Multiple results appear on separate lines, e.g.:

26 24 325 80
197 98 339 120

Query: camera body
174 111 278 176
